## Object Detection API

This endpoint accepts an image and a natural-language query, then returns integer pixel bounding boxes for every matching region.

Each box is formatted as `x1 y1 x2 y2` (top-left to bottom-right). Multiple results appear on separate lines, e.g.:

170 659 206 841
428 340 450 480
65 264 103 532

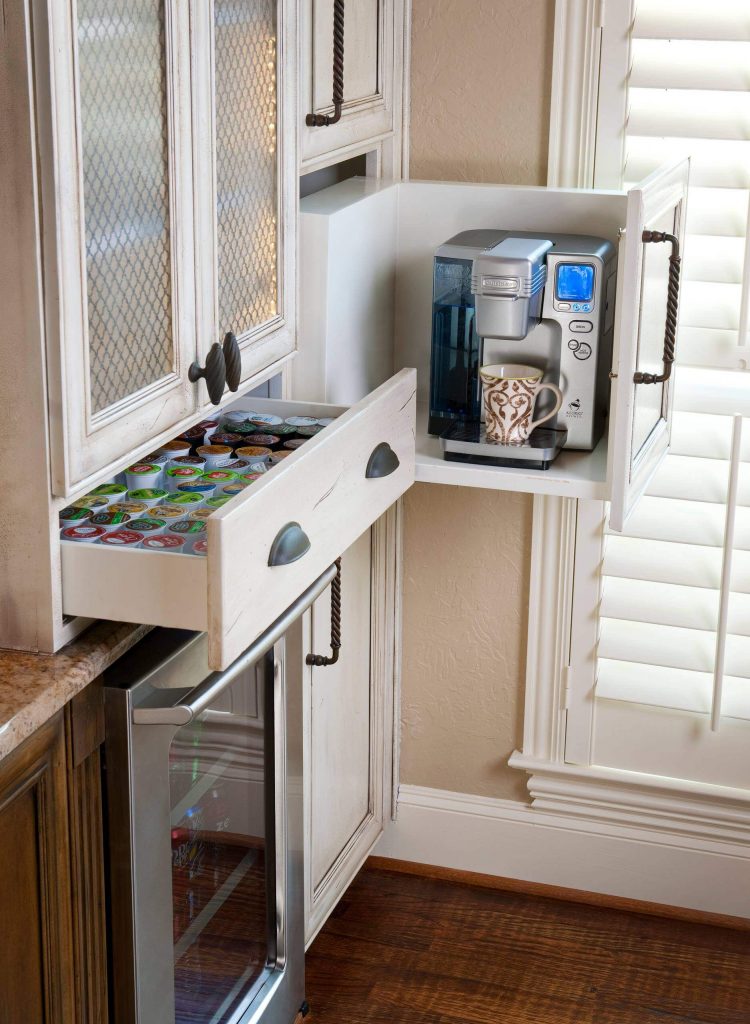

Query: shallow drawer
62 369 416 668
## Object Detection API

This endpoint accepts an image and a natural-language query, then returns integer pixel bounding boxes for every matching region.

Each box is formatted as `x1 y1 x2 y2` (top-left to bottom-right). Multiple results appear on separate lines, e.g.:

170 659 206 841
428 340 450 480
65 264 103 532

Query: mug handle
529 383 564 432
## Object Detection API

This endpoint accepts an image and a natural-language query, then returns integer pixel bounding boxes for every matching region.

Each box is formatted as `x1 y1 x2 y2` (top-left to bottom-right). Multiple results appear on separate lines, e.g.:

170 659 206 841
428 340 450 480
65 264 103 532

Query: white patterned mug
480 364 563 445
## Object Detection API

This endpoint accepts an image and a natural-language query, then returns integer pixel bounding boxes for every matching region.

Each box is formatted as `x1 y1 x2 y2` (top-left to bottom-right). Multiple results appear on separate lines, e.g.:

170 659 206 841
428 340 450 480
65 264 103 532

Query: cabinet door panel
312 0 379 108
43 1 198 495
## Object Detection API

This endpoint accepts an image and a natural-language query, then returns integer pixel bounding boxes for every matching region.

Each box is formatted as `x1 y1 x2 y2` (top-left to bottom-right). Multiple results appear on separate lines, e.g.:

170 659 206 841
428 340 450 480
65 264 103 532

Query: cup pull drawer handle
268 522 311 566
365 442 400 479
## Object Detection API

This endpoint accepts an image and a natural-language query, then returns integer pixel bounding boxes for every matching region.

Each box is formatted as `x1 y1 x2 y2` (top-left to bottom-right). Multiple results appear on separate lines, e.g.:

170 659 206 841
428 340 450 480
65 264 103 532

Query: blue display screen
556 263 595 302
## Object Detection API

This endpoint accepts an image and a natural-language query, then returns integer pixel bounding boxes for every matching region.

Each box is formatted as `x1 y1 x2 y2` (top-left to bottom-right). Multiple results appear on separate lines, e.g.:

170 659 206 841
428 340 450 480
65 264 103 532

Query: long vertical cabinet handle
306 0 345 127
306 557 342 667
633 230 682 385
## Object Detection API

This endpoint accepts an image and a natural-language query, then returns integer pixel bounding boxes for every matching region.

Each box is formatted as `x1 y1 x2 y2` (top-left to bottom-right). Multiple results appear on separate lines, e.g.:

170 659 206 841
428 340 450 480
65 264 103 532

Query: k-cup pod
141 534 186 554
165 466 203 490
284 416 318 428
201 469 238 486
269 450 294 465
88 483 127 505
140 452 169 485
210 431 243 451
270 423 297 439
177 425 206 450
231 459 268 476
59 506 92 528
127 516 167 536
61 524 107 543
154 503 189 521
221 410 252 428
241 472 264 485
294 424 324 438
196 419 219 441
229 421 264 440
191 539 208 557
316 417 336 427
243 432 281 450
99 529 143 548
176 481 216 500
89 510 132 532
127 488 169 509
205 495 231 510
169 454 206 472
168 492 205 510
221 481 249 498
284 438 306 451
125 463 162 490
168 519 207 553
248 411 283 427
187 506 216 521
109 501 148 517
72 495 109 512
196 444 233 468
235 445 272 463
158 439 192 459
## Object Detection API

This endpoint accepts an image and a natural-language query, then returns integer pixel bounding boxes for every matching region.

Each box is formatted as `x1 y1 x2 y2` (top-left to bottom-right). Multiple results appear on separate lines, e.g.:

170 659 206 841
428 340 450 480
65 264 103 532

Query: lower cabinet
303 511 398 944
0 693 107 1023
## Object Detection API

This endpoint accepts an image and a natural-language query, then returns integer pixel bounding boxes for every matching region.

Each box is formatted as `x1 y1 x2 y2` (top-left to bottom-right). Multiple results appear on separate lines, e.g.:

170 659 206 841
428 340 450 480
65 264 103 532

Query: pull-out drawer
62 370 416 669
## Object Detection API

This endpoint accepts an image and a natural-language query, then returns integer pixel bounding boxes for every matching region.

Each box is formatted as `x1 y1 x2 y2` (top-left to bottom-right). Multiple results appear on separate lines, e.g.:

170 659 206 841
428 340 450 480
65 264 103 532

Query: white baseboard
374 784 750 919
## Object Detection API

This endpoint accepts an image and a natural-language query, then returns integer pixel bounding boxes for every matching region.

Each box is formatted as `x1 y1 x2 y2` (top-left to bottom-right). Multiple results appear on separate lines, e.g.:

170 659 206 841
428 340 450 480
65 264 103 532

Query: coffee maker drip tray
440 424 568 470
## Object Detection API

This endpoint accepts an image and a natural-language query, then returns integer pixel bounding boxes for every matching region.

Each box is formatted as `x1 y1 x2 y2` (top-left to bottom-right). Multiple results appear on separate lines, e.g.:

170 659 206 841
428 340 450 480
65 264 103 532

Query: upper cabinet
36 1 297 497
299 0 404 170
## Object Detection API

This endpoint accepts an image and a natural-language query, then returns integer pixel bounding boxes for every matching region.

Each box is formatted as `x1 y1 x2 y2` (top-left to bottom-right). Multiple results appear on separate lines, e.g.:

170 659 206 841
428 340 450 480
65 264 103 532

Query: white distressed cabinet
299 0 405 171
36 0 297 497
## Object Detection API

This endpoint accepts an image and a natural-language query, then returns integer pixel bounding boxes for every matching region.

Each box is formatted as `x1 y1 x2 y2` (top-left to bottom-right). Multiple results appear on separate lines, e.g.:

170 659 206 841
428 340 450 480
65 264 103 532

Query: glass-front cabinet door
42 1 199 496
192 0 297 394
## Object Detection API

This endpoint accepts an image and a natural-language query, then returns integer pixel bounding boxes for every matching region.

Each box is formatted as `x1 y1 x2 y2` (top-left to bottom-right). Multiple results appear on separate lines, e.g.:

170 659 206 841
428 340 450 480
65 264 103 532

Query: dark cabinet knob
223 332 241 393
188 343 226 405
268 522 311 567
365 442 400 479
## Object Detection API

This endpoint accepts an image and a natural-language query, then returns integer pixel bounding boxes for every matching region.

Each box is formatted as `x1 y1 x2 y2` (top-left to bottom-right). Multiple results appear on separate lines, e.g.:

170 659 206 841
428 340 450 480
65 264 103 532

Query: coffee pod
294 424 324 438
244 432 281 450
221 481 249 498
72 495 110 512
269 450 294 465
89 510 132 532
205 495 231 510
127 517 167 536
167 519 207 553
271 423 297 439
127 487 169 509
248 411 283 427
229 421 264 440
169 454 206 472
317 417 336 427
154 503 189 521
196 444 233 468
241 473 264 485
284 416 318 428
191 539 208 557
165 466 203 490
221 409 251 425
196 419 219 441
158 439 192 459
235 445 272 463
60 506 92 528
139 453 169 485
284 438 306 451
177 425 206 450
168 492 205 510
176 481 216 500
99 529 143 548
141 535 187 554
125 463 162 490
201 469 238 486
109 501 148 517
61 524 107 543
88 483 127 505
231 459 268 476
187 506 215 521
210 431 243 451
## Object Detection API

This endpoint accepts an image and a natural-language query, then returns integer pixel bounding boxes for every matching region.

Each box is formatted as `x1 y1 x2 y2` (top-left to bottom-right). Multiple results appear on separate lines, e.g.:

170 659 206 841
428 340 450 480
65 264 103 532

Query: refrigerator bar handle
132 562 338 726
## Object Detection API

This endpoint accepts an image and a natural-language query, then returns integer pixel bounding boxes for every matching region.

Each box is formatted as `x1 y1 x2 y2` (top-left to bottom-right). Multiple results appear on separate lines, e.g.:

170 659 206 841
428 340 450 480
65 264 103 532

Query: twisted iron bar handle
306 558 342 667
306 0 345 127
633 230 681 385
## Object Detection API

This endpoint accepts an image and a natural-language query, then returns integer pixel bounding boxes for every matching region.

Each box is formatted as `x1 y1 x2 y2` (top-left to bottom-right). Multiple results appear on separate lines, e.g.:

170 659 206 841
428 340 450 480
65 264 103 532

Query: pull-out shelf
62 370 416 669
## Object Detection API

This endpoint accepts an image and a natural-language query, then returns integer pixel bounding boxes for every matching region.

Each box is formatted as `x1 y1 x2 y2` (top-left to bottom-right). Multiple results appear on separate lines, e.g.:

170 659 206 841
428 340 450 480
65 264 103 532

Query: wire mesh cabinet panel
39 1 199 496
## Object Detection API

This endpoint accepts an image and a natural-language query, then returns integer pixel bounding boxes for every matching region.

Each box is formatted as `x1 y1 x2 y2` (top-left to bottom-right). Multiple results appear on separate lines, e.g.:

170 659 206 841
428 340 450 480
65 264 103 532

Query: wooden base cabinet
0 694 107 1024
303 511 398 944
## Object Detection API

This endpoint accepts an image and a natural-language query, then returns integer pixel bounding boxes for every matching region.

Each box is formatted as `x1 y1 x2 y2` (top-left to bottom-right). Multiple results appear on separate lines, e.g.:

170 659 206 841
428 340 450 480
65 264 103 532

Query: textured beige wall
400 0 554 802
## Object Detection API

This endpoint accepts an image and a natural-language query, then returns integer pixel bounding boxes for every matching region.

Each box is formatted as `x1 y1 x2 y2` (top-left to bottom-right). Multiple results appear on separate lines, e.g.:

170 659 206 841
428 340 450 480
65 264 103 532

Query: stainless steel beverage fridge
102 565 337 1024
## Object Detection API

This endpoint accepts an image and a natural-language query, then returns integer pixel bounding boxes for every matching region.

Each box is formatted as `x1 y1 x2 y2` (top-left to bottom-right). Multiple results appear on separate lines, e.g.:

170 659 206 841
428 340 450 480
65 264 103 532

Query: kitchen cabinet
303 514 398 943
299 0 405 172
32 0 297 496
0 694 107 1024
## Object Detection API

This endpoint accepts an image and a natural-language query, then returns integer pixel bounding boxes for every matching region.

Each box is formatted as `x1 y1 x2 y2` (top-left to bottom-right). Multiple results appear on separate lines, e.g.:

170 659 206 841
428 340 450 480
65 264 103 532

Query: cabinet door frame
191 0 298 397
36 0 199 496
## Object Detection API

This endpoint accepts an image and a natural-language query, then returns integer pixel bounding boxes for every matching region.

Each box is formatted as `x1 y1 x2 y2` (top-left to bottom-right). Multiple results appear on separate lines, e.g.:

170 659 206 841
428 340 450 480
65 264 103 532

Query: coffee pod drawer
61 369 416 669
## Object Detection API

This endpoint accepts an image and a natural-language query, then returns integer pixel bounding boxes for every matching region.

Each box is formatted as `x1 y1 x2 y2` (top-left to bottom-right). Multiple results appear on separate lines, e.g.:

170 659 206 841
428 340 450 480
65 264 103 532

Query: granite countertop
0 621 150 761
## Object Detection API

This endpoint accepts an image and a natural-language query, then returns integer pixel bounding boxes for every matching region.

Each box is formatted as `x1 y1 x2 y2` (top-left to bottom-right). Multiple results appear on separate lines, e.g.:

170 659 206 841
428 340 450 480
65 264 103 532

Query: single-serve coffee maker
428 230 617 468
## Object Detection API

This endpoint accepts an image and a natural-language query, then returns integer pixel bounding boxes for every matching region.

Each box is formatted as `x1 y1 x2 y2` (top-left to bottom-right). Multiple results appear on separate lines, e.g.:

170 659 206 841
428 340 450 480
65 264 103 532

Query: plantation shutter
595 0 750 733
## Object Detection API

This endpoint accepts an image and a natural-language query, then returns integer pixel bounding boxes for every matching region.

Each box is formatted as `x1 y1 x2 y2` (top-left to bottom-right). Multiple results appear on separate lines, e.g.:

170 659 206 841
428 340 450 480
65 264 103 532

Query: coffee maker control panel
553 261 597 314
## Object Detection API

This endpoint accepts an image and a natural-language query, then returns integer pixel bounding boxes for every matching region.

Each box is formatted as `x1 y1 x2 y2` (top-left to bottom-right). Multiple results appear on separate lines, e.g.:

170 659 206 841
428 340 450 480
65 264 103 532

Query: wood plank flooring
304 866 750 1024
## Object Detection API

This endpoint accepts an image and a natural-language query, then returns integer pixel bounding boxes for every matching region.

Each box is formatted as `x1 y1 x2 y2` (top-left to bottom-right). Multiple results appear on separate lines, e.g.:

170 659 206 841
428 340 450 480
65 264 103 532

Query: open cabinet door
608 160 689 532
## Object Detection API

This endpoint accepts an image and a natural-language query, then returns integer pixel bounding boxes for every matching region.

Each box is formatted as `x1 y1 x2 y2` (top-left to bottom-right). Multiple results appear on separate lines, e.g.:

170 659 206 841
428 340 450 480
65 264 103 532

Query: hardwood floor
304 866 750 1024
